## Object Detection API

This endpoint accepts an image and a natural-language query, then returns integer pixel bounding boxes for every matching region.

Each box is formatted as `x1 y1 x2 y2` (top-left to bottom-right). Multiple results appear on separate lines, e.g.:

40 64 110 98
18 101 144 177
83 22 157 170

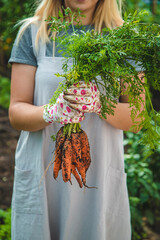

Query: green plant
0 76 10 109
0 208 11 240
124 0 160 24
124 131 160 239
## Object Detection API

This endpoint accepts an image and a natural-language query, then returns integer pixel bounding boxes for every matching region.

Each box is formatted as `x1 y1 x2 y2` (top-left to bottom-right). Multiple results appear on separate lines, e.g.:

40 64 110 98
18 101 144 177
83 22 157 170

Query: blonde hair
17 0 123 49
93 0 124 31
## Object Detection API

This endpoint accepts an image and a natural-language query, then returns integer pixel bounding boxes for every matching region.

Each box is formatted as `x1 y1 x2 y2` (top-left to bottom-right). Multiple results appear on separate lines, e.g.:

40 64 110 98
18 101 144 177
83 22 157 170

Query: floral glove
64 81 101 114
43 93 85 124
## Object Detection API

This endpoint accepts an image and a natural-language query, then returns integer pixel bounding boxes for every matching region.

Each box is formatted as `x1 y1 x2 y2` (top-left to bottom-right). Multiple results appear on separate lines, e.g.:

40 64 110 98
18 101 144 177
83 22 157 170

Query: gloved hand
64 81 101 115
43 93 85 124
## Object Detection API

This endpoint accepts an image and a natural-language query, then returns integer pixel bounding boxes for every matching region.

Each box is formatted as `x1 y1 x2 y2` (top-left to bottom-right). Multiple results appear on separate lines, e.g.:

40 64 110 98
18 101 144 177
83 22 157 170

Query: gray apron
11 24 131 240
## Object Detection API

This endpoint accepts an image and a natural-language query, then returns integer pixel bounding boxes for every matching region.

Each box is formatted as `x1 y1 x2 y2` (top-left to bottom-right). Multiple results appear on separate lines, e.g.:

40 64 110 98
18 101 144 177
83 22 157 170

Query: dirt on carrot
62 138 72 183
80 130 91 172
53 127 66 179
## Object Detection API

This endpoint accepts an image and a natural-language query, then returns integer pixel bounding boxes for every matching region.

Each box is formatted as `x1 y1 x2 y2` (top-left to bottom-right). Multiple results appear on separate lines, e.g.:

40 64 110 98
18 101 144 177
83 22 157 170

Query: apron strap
31 23 46 59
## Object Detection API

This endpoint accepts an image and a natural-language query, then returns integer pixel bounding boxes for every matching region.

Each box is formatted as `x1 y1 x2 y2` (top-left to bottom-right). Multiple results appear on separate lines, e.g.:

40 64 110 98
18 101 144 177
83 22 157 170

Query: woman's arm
9 63 50 132
102 72 145 132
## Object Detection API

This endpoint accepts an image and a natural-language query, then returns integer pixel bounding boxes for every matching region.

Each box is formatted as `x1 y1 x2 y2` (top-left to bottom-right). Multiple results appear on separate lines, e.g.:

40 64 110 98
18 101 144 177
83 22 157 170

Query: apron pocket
12 167 43 214
11 211 45 240
105 166 131 240
105 166 130 217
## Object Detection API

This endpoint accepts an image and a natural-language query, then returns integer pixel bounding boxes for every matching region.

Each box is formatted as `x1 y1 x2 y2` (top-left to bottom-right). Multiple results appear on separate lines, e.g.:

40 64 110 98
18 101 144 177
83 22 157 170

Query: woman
9 0 145 239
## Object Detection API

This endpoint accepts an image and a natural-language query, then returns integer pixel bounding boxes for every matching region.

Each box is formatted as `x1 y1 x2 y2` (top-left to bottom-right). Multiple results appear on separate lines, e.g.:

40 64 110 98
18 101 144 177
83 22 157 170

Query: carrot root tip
83 183 98 189
69 179 72 185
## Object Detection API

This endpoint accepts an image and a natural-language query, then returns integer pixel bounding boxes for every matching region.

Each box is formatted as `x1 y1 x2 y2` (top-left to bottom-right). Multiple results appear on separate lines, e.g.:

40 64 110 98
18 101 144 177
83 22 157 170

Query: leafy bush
123 0 160 24
0 0 35 57
124 131 160 240
0 0 35 78
0 76 10 109
0 208 11 240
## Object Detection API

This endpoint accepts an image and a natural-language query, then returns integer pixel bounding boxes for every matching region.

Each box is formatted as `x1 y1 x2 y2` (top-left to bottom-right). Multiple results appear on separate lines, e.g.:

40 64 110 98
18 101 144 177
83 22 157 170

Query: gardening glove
43 93 85 124
64 81 101 115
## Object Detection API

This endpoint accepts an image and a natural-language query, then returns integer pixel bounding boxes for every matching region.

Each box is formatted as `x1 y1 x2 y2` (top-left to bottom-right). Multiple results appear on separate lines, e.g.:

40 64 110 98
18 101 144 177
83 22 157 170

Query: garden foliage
0 76 10 109
124 130 160 239
0 208 11 240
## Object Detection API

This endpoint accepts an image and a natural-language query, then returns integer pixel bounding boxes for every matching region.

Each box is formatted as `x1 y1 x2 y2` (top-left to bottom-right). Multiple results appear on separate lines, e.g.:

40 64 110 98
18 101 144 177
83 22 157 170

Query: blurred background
0 0 160 239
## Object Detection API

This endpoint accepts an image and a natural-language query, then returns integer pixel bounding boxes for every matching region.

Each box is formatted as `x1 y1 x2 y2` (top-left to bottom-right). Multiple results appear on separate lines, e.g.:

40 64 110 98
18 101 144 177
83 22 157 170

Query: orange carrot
52 127 96 188
71 132 82 165
71 164 83 188
61 138 72 182
80 130 91 172
53 127 66 179
71 132 88 186
79 130 97 189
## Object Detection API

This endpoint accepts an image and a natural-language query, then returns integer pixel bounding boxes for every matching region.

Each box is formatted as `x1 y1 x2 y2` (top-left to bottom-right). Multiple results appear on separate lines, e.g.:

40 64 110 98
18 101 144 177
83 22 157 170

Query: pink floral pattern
64 82 101 114
81 89 86 95
66 106 71 113
82 105 87 110
43 93 84 124
43 82 101 125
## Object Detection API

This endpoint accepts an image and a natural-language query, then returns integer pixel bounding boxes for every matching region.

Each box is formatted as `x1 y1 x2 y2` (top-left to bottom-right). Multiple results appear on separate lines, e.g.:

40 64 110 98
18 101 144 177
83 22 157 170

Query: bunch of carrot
53 125 96 188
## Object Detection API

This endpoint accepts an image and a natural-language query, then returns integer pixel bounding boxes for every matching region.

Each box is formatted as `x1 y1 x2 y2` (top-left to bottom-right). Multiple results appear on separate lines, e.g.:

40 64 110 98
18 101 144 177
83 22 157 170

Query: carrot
53 154 62 179
71 132 82 165
62 137 72 182
78 165 86 185
80 130 91 172
71 132 86 184
53 127 66 179
71 164 83 188
52 126 96 188
79 130 97 189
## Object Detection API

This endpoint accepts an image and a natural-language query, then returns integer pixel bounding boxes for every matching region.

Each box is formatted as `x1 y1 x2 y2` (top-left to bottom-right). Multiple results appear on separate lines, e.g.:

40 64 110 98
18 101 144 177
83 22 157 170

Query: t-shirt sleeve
8 24 37 67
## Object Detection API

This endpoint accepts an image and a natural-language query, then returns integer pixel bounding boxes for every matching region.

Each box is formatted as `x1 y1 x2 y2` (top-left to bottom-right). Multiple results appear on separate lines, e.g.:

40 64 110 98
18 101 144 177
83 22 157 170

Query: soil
0 107 19 209
0 106 160 240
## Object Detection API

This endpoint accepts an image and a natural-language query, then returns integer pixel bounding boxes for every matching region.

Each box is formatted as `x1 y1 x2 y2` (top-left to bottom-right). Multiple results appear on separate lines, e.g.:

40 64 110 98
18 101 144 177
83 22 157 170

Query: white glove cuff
43 104 57 123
